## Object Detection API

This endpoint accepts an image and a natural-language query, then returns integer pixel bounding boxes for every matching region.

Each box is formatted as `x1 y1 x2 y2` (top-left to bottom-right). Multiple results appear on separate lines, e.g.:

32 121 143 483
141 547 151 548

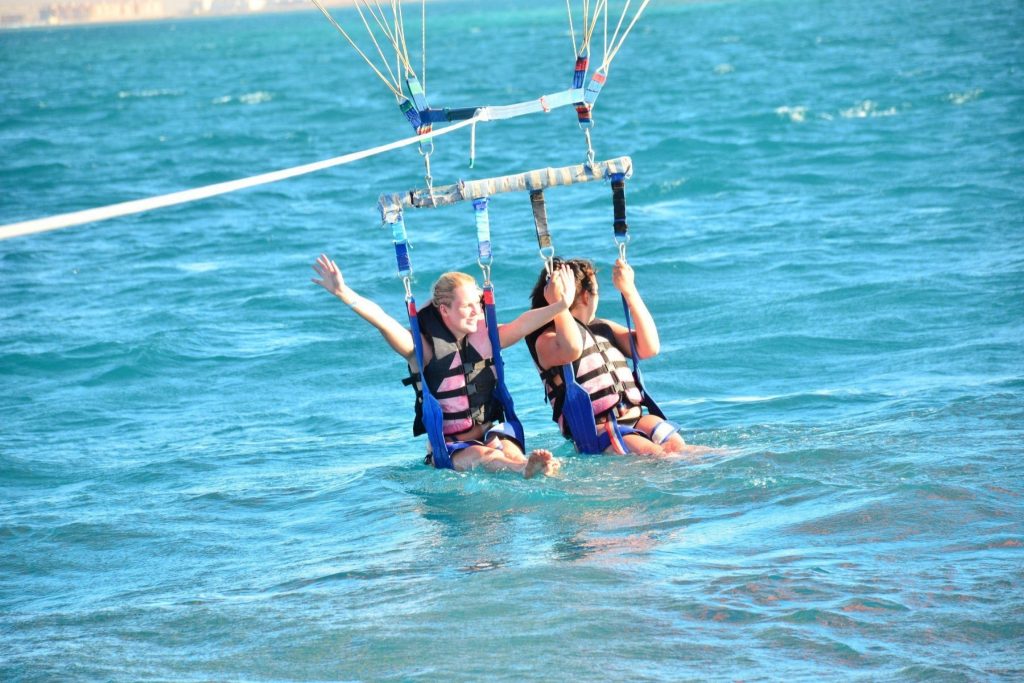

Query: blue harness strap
474 197 526 450
407 297 456 470
559 365 635 455
610 172 665 420
388 210 458 470
482 286 526 449
618 295 666 419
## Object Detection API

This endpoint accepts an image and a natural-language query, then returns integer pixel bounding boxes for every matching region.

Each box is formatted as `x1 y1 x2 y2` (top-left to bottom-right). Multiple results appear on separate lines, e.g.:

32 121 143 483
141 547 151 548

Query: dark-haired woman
525 257 706 456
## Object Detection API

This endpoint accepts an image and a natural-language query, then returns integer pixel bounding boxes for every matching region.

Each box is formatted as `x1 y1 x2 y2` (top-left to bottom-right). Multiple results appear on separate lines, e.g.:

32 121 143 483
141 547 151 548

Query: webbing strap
610 172 628 240
572 55 590 88
404 76 433 135
482 286 526 450
398 98 423 132
531 191 550 249
406 298 455 469
473 198 492 268
386 211 457 467
584 69 607 106
477 87 583 121
405 75 429 112
610 172 640 383
573 55 595 127
389 213 412 277
530 190 555 267
608 172 666 420
420 106 480 124
412 87 587 128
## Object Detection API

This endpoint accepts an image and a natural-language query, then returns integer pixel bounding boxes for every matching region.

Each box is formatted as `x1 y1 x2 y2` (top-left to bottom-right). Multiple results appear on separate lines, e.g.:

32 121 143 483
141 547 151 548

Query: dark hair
524 258 598 359
528 257 598 311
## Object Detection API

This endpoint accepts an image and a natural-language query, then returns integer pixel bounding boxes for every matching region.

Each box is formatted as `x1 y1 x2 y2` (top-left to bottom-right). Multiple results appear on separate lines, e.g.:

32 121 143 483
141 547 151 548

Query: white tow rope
0 116 480 242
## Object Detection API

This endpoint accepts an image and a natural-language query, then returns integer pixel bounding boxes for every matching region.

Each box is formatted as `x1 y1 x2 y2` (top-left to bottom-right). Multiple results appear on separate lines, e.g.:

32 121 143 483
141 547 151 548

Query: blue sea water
1 0 1023 679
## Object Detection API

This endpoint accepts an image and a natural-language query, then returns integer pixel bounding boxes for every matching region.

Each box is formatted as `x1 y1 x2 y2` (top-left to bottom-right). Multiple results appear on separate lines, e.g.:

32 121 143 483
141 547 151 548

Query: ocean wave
840 100 901 118
775 105 808 123
211 91 274 106
117 89 183 99
947 89 982 105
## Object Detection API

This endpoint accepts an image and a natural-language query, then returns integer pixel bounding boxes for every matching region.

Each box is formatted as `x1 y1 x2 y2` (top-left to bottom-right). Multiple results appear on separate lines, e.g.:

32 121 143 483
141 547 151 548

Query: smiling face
439 282 483 338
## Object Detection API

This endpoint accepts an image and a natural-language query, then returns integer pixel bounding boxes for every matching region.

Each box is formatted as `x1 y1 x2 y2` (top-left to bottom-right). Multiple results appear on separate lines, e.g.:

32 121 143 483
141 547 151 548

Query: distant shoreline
0 0 361 30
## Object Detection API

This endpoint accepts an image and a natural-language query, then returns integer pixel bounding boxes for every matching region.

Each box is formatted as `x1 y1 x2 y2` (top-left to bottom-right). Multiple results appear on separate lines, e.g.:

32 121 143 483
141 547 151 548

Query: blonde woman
312 254 575 477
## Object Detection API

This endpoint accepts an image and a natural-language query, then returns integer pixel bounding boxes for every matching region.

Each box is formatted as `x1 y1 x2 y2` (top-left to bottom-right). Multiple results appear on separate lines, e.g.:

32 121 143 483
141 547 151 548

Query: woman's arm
526 265 585 368
496 264 576 349
611 258 660 359
312 254 416 362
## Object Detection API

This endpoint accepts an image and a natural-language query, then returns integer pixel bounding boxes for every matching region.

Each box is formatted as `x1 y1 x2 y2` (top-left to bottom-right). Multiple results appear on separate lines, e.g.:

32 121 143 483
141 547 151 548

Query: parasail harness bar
378 155 632 222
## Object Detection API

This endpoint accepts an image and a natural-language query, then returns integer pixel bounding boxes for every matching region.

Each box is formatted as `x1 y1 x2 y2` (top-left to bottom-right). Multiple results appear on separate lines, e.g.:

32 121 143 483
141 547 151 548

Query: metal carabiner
539 246 556 276
583 128 596 167
615 236 629 262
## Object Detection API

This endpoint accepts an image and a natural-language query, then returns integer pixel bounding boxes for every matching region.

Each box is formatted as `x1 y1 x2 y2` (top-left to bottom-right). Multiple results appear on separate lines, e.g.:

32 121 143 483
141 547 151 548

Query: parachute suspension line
602 0 609 64
565 0 578 56
421 0 427 92
308 0 402 99
605 0 630 67
566 0 608 64
353 1 409 87
601 0 652 70
583 0 608 54
389 0 415 79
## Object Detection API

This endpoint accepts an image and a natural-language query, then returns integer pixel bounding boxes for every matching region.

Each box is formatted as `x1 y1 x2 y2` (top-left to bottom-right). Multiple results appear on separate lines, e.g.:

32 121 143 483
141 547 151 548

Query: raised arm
527 265 585 368
611 258 660 358
311 254 416 362
496 264 576 349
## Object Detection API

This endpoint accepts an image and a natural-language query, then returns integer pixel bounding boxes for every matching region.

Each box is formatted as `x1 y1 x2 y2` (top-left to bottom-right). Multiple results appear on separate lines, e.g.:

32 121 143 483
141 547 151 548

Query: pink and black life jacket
404 303 503 437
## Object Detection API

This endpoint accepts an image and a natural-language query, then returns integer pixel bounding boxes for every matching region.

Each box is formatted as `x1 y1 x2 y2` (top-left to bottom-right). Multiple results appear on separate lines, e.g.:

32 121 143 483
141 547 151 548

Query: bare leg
618 432 667 456
634 415 718 458
450 443 559 478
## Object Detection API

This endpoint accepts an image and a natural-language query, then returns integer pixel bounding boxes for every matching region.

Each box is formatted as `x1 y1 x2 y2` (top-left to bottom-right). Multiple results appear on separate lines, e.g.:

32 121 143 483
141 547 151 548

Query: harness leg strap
649 420 681 446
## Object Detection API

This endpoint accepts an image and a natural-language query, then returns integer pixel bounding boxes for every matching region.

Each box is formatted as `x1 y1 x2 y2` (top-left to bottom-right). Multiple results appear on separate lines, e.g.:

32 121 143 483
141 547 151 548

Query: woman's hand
543 263 576 309
612 258 636 296
311 253 350 302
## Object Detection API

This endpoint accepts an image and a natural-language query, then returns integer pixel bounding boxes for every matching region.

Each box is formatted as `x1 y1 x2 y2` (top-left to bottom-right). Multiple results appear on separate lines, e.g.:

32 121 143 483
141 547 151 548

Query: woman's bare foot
524 449 559 479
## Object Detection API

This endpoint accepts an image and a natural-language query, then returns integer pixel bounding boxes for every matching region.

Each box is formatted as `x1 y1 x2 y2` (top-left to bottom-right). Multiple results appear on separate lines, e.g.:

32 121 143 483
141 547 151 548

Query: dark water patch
895 665 978 682
837 597 910 615
780 608 864 631
756 625 868 668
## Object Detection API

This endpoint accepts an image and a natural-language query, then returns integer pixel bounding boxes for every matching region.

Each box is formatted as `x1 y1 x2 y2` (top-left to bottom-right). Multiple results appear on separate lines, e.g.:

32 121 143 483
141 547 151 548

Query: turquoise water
2 0 1023 679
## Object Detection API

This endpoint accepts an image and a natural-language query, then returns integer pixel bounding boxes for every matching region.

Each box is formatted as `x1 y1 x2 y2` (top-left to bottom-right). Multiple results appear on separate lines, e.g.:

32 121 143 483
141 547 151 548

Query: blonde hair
431 272 477 308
